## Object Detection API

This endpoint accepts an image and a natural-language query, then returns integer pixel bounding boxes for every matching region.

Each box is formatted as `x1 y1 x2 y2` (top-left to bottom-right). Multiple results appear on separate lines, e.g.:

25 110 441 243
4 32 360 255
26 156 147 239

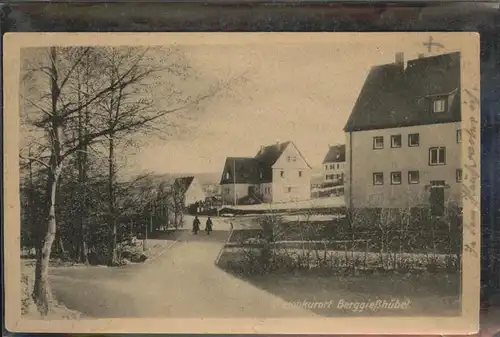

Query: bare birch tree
20 45 235 315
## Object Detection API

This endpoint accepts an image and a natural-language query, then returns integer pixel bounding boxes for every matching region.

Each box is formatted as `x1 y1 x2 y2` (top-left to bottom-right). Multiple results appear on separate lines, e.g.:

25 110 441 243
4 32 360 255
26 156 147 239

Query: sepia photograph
3 32 480 334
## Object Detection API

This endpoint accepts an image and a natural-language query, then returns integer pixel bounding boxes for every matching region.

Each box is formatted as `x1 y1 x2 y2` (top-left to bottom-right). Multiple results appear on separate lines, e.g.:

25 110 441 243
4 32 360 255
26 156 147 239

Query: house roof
220 141 311 185
254 141 291 167
344 52 461 132
173 176 195 194
219 157 262 185
323 144 346 163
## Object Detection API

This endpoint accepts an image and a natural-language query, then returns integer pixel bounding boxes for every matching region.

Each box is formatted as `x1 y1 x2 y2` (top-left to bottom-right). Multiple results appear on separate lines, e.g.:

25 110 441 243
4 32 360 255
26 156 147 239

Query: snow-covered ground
221 247 452 266
221 197 345 211
279 214 345 222
311 186 343 193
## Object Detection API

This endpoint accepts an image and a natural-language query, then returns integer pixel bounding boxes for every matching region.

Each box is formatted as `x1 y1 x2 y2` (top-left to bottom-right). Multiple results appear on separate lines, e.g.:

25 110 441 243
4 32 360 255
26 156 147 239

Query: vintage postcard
3 32 480 334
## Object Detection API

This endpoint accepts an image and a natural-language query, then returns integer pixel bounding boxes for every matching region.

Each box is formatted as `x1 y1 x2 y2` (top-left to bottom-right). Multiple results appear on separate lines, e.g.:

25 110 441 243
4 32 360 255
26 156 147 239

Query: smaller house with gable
322 144 346 186
173 176 206 208
220 141 312 205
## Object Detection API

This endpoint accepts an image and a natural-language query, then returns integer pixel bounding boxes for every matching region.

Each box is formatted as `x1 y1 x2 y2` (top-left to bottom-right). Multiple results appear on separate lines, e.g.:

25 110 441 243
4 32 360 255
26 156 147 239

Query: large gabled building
344 52 462 214
220 141 312 205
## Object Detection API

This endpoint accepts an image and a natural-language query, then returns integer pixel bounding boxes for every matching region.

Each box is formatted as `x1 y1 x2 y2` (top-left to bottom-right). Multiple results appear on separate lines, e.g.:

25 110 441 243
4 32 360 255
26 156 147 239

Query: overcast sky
125 34 457 176
22 34 466 177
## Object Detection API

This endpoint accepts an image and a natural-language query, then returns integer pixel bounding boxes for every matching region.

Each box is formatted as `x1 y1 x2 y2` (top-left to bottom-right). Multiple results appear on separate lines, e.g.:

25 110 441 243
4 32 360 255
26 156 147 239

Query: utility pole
233 158 236 206
26 145 35 251
144 205 150 252
151 197 155 233
28 146 34 228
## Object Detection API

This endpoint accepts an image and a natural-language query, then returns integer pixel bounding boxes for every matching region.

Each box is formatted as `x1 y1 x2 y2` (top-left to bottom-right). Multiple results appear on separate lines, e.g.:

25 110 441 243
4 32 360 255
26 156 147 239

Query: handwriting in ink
461 88 480 257
423 36 445 53
464 241 478 258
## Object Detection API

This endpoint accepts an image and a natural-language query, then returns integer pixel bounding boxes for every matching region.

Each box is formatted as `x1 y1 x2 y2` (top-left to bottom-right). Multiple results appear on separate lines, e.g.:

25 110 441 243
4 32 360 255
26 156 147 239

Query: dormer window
433 98 446 113
226 172 230 180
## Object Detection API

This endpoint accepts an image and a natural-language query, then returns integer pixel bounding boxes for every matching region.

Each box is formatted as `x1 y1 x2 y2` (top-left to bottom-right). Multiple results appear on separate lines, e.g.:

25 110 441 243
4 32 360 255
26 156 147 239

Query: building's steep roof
220 141 312 185
344 52 461 132
219 157 261 185
173 176 195 194
323 144 346 164
254 141 291 167
253 141 291 183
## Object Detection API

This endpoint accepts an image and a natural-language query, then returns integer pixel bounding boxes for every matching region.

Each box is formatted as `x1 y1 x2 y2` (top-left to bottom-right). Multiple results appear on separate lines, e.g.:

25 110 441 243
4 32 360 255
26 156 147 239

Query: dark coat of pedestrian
192 216 201 234
205 217 213 234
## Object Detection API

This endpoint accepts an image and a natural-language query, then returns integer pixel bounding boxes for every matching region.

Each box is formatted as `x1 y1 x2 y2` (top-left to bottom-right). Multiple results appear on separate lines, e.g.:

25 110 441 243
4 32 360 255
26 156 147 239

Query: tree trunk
32 47 63 314
32 167 60 315
80 54 92 265
107 133 117 266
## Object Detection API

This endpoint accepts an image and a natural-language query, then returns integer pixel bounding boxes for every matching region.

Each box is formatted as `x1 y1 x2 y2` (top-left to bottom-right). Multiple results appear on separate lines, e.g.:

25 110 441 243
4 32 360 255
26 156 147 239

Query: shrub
226 204 462 276
117 244 148 263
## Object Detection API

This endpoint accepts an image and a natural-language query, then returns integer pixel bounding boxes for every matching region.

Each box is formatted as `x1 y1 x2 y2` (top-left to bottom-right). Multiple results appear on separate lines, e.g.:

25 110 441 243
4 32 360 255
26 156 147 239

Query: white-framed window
373 136 384 149
280 171 285 178
433 98 446 113
408 171 420 184
226 172 230 179
456 169 463 183
373 172 384 185
287 187 292 193
391 135 402 148
456 129 462 143
408 133 420 147
325 165 328 170
391 171 402 185
429 147 446 165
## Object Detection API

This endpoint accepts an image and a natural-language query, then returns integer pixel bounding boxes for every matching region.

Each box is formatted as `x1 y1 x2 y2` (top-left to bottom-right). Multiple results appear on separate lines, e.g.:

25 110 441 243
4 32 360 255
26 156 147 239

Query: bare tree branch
19 154 51 169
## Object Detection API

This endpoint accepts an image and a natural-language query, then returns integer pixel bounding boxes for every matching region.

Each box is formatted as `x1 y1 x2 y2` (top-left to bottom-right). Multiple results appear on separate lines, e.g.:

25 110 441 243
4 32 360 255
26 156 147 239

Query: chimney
418 53 425 59
395 52 404 68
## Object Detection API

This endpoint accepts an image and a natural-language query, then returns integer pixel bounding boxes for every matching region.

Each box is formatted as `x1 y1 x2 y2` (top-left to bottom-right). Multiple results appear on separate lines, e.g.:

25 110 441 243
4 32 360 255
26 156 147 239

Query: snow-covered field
279 214 345 222
220 247 452 267
221 197 345 211
311 186 343 193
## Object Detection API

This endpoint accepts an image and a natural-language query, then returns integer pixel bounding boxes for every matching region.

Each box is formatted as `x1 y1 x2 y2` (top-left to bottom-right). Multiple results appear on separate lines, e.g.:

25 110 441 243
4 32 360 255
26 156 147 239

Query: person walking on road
192 216 201 235
205 216 213 235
